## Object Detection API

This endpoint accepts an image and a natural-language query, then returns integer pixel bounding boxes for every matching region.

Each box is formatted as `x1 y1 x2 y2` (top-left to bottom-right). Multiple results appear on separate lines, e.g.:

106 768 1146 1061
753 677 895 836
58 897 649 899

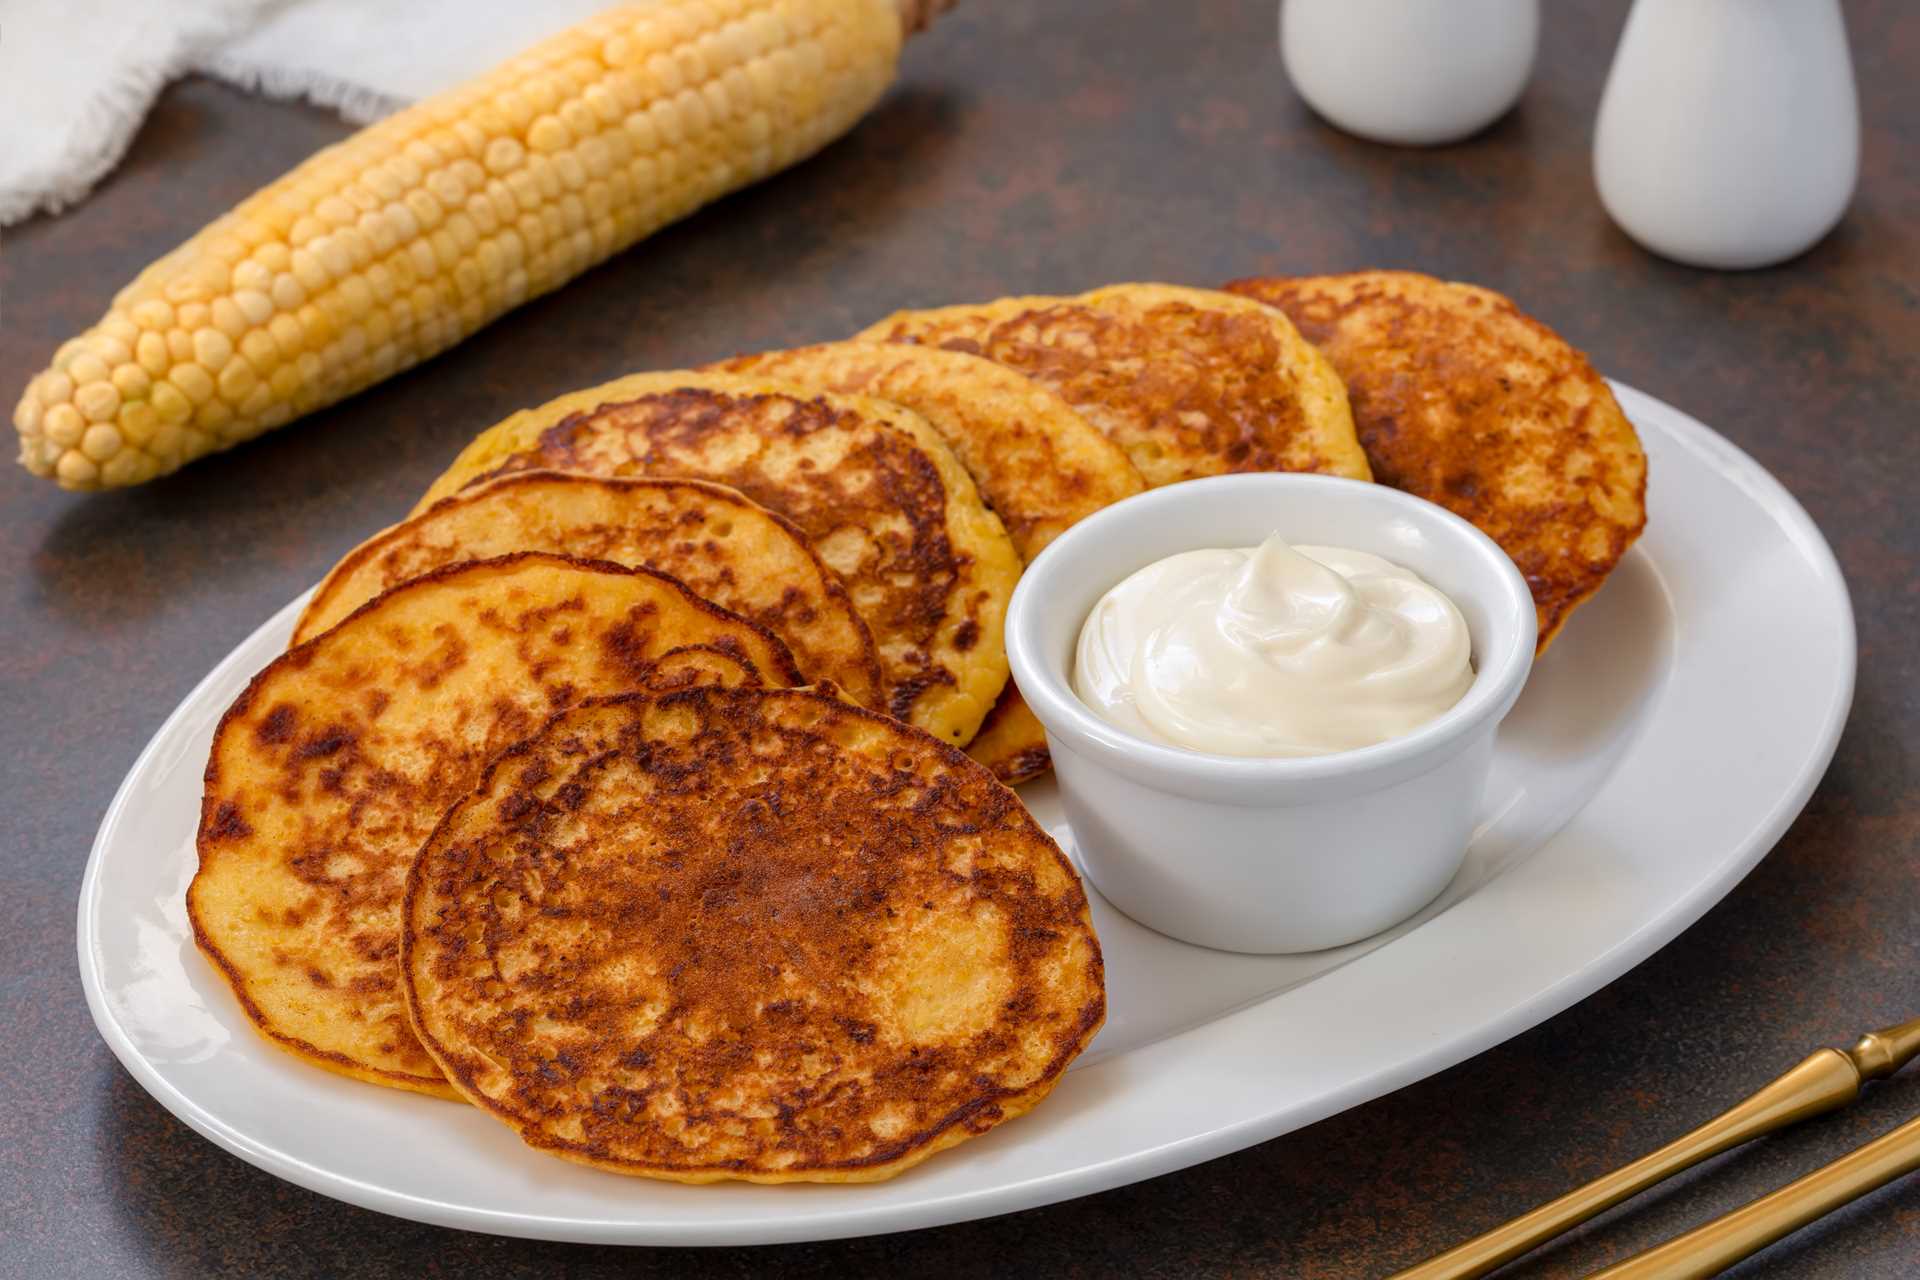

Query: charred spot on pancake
294 726 355 761
255 703 297 745
644 643 765 691
886 668 958 730
205 801 252 842
599 616 660 674
990 745 1051 785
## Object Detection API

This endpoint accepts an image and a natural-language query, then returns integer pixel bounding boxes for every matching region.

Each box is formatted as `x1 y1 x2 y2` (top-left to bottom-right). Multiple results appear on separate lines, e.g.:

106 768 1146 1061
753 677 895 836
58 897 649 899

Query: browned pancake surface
416 372 1020 747
189 554 800 1096
860 284 1369 488
1226 270 1648 649
714 341 1147 783
402 687 1105 1182
294 471 885 709
714 341 1144 559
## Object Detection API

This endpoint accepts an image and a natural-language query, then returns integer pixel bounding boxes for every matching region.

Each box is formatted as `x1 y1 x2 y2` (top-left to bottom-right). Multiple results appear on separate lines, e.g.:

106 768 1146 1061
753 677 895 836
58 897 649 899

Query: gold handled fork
1586 1109 1920 1278
1389 1015 1920 1280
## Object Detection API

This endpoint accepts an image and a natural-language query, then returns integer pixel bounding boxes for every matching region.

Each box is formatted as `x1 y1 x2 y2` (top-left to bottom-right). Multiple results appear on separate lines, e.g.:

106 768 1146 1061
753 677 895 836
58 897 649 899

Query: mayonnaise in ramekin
1073 534 1474 757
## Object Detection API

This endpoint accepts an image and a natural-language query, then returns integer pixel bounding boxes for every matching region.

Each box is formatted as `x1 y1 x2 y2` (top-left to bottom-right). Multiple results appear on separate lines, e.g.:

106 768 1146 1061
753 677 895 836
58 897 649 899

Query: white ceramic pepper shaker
1279 0 1539 147
1594 0 1860 270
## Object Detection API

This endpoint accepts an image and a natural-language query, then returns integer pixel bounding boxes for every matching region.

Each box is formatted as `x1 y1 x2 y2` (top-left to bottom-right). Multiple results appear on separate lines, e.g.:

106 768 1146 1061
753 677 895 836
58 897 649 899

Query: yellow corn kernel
195 398 234 433
113 363 152 399
290 249 329 295
168 363 215 405
67 352 109 385
218 358 260 403
37 370 77 408
43 404 86 448
80 423 123 461
57 451 99 487
118 400 160 446
268 312 305 356
150 382 193 425
193 329 234 373
232 259 274 293
131 299 174 331
211 297 249 339
150 423 186 460
101 449 150 487
271 274 307 312
238 330 279 376
76 381 121 423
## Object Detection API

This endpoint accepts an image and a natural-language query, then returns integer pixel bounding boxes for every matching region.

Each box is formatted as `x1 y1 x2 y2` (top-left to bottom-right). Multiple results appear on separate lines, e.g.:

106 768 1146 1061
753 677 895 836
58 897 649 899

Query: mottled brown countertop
3 2 1917 1276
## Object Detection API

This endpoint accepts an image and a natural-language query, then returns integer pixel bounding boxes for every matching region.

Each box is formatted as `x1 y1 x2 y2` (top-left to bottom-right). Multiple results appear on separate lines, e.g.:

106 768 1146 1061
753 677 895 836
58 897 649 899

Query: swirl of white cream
1073 534 1474 757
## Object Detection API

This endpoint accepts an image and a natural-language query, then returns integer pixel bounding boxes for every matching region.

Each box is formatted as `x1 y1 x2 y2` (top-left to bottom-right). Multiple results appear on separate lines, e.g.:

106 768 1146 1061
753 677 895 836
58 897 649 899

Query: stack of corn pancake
189 273 1646 1183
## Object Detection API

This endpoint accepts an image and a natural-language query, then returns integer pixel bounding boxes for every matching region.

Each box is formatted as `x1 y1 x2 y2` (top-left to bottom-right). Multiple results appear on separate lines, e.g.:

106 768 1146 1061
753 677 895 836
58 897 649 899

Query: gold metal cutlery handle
1585 1111 1920 1279
1846 1016 1920 1082
1389 1015 1920 1280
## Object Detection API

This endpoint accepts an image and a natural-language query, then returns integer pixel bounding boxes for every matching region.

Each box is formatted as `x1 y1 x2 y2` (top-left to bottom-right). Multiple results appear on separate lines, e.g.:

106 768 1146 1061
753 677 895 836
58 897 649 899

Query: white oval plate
79 383 1854 1245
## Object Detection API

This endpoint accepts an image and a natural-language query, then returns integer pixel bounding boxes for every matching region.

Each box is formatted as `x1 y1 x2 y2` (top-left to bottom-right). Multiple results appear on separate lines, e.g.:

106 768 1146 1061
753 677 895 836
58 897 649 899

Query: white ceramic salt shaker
1279 0 1539 147
1594 0 1859 270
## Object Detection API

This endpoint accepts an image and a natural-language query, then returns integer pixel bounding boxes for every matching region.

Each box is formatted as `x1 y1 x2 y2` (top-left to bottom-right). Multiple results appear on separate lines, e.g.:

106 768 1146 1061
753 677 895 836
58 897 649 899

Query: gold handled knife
1585 1109 1920 1278
1389 1015 1920 1280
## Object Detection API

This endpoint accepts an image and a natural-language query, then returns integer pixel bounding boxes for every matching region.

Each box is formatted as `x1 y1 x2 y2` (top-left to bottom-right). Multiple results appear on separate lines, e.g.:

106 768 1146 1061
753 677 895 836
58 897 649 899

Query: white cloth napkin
0 0 611 226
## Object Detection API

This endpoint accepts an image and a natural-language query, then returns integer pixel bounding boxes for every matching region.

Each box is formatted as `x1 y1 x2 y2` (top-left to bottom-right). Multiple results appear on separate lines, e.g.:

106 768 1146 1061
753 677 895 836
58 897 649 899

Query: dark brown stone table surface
3 2 1916 1276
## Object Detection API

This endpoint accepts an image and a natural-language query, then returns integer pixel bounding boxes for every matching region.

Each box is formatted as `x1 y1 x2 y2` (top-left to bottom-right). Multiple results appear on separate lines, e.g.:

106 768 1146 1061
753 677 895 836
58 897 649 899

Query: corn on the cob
15 0 922 491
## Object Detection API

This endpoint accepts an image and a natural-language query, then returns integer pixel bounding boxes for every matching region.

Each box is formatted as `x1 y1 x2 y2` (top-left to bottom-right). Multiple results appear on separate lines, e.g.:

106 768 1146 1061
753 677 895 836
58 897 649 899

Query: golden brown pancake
189 554 801 1097
1225 270 1648 650
417 371 1022 747
402 687 1105 1182
712 341 1147 784
713 342 1145 559
859 283 1370 489
295 471 885 710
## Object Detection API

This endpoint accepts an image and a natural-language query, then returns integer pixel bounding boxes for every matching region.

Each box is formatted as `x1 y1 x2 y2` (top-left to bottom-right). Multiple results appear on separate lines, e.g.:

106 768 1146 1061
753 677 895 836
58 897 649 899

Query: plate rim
76 380 1857 1245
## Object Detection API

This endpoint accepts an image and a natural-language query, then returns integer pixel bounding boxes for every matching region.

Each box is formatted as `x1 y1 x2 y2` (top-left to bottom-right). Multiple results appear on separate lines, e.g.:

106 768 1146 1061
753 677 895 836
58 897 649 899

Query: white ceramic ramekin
1007 474 1537 954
